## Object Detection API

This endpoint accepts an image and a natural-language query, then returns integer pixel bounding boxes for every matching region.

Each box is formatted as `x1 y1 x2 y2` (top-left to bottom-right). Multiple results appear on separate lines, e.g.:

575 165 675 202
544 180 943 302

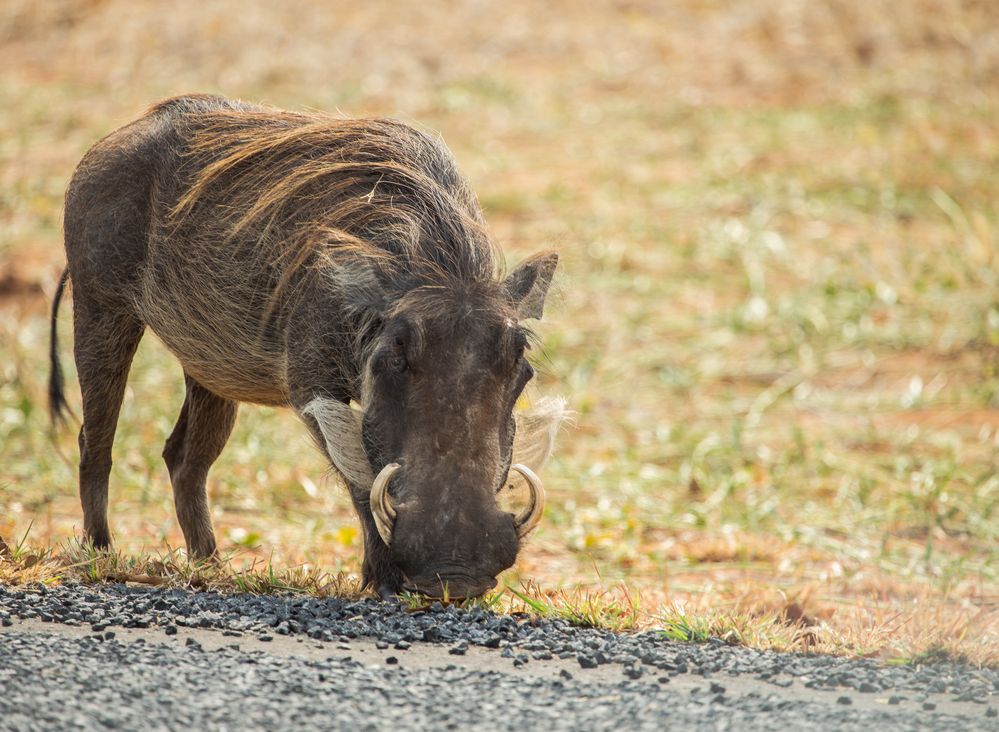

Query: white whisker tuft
300 397 375 489
510 395 570 479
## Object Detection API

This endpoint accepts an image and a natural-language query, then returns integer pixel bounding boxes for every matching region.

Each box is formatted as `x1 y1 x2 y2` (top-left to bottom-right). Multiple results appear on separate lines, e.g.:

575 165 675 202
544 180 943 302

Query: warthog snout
369 462 546 547
365 460 534 599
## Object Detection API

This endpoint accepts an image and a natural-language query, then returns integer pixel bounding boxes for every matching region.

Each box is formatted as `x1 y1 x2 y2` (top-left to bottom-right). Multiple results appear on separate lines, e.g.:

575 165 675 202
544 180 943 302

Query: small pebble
836 696 852 706
922 702 936 711
257 634 273 642
164 625 177 636
385 656 398 665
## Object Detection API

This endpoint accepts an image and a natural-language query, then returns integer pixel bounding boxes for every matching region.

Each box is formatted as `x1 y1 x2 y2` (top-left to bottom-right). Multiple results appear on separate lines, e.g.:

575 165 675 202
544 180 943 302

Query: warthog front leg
73 300 145 550
163 375 238 558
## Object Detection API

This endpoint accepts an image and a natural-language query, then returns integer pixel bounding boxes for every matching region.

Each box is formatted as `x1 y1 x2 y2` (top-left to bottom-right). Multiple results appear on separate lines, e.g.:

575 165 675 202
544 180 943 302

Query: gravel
0 582 996 730
0 631 988 732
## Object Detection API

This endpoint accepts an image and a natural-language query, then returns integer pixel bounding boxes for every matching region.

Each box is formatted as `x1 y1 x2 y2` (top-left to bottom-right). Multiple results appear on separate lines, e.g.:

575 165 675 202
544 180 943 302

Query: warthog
49 94 564 599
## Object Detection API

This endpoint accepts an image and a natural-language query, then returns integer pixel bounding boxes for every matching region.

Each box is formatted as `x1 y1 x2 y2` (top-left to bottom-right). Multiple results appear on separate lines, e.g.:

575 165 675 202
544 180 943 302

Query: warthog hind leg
163 375 238 558
74 300 145 550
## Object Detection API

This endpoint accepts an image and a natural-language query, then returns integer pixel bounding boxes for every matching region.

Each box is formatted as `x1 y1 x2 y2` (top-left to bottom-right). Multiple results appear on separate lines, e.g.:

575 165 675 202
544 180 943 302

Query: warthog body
50 94 562 599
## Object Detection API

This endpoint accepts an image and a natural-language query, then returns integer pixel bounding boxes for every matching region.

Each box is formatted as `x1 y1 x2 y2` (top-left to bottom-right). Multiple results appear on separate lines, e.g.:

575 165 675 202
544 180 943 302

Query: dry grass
2 0 999 666
0 536 362 597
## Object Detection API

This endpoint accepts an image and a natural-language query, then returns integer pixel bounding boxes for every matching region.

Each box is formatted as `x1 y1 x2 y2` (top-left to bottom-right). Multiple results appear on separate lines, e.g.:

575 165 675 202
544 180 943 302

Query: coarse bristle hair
165 100 498 297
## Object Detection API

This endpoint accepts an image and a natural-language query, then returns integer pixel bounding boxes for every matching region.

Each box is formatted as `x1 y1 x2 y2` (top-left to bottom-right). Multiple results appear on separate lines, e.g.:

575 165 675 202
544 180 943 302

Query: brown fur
50 94 561 598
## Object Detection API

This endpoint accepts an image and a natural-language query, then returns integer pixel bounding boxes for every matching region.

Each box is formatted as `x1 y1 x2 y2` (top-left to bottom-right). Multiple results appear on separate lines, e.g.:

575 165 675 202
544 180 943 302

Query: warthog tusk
370 462 400 546
510 463 545 538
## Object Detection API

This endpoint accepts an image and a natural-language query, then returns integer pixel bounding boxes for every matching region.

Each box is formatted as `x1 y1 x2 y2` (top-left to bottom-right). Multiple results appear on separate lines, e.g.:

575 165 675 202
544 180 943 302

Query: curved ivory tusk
369 462 401 546
509 463 545 538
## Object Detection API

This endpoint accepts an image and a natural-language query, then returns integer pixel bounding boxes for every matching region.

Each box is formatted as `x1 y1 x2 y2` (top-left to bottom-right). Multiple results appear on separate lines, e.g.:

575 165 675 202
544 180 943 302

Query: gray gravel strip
0 630 990 732
0 582 996 730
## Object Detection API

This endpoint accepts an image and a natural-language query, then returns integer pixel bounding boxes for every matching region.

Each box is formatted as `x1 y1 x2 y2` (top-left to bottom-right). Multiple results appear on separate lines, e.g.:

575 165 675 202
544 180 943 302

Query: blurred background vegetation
1 0 998 661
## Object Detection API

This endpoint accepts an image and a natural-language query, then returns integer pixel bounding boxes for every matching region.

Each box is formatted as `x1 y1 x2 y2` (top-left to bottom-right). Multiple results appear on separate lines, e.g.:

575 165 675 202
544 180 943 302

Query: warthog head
304 251 563 599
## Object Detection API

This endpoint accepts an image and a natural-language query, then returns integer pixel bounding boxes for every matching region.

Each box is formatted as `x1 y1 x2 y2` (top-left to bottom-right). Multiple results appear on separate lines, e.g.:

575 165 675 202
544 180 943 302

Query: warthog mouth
402 574 498 600
368 462 545 548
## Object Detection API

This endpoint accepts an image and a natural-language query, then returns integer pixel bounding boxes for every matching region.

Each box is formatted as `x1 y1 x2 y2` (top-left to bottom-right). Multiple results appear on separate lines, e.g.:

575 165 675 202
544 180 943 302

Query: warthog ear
503 251 559 320
327 258 389 318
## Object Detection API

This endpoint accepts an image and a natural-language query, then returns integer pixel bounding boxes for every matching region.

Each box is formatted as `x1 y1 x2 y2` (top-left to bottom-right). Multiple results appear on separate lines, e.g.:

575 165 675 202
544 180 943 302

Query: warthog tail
48 268 73 427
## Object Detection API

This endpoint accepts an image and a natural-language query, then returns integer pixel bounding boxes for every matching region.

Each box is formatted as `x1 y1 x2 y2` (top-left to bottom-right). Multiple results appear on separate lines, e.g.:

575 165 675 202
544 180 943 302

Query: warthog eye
512 331 530 366
519 361 535 386
388 353 407 373
383 333 409 373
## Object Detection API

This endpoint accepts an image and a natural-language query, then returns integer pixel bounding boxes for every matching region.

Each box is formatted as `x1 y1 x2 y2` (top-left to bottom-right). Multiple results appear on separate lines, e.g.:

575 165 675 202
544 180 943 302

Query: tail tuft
49 268 73 427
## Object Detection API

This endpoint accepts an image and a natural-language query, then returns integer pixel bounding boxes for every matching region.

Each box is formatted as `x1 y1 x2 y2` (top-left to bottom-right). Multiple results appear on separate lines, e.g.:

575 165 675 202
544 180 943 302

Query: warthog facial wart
49 94 565 599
